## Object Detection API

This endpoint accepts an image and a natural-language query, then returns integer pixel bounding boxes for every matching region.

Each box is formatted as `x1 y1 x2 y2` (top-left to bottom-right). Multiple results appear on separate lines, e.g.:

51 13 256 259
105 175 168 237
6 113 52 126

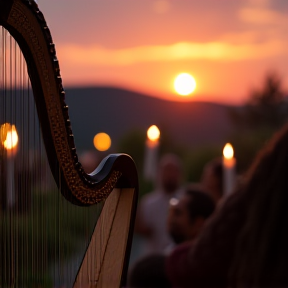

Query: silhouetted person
135 154 184 256
166 123 288 287
128 254 171 288
200 157 223 203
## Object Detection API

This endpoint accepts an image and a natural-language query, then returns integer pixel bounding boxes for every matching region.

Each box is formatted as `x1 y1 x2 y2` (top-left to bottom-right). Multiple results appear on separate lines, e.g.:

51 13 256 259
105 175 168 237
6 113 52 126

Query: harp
0 0 138 287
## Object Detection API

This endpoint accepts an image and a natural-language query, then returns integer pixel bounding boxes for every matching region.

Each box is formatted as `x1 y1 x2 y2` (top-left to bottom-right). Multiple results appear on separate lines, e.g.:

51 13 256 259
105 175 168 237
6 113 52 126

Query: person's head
157 154 182 194
167 185 215 244
128 254 171 288
79 150 100 174
200 157 223 203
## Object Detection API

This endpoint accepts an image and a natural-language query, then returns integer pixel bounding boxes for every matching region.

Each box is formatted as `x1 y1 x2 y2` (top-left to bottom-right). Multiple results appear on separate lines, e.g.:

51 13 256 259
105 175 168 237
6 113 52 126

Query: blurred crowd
126 123 288 288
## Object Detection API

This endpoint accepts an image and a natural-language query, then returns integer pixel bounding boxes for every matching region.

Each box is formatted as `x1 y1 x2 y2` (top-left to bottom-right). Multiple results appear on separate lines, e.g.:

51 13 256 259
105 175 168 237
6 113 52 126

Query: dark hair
207 157 223 194
128 254 171 288
229 124 288 286
185 186 215 221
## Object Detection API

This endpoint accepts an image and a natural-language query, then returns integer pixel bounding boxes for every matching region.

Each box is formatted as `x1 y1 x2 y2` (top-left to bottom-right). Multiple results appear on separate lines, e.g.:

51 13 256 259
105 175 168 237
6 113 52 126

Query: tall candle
3 124 18 208
223 143 236 196
143 125 160 182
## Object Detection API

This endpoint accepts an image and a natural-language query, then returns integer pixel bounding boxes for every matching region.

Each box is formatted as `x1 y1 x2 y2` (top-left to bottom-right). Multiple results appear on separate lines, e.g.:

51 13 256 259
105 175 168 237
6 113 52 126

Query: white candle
222 143 236 196
143 125 160 182
3 124 18 208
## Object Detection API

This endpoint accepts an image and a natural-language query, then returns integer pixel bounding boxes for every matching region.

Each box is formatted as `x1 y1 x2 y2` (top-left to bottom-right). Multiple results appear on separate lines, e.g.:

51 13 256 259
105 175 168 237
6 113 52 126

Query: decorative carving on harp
0 0 138 287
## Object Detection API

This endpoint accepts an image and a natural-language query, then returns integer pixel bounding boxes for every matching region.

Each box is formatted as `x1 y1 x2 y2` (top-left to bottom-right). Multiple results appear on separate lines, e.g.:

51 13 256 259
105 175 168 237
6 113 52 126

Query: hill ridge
64 86 234 151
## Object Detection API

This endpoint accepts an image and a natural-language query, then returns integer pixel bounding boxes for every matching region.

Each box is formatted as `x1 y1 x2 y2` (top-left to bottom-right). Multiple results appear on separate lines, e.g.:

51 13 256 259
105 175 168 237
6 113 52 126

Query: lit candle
2 124 18 208
222 143 236 196
143 125 160 182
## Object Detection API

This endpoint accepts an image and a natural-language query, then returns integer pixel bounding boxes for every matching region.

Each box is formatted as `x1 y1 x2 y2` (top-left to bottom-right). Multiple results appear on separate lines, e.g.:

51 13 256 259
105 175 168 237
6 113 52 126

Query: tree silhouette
230 72 288 131
228 72 288 172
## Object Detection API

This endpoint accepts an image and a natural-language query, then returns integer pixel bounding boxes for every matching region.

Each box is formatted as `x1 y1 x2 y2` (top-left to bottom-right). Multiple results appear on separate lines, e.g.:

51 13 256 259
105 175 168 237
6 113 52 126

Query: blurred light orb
174 73 196 96
170 197 179 206
93 132 111 151
147 125 160 142
1 124 18 150
223 143 234 159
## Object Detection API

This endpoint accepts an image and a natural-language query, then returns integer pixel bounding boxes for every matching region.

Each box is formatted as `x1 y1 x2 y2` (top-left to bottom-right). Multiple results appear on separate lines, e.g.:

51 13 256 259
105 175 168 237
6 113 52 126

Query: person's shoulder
140 190 163 206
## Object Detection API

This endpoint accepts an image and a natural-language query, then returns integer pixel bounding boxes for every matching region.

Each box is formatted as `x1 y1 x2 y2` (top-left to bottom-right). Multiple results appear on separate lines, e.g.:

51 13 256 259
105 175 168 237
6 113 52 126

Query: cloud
239 0 287 26
57 40 286 67
152 0 171 14
239 7 285 25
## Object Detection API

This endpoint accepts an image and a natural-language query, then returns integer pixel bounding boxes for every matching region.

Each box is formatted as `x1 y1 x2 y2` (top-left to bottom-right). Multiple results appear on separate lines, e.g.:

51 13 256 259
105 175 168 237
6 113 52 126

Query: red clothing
166 190 248 288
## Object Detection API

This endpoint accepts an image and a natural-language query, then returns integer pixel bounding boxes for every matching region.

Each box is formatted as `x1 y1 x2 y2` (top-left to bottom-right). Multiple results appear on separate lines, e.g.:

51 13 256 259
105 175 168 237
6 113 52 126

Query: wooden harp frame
0 0 138 287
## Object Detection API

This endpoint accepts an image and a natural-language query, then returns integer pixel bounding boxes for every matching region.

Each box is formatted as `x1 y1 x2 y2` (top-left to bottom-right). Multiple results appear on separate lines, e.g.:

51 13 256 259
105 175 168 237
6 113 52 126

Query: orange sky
37 0 288 105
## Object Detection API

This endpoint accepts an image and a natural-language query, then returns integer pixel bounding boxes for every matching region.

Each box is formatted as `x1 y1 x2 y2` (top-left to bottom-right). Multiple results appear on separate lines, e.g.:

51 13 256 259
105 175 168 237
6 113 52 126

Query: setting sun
174 73 196 96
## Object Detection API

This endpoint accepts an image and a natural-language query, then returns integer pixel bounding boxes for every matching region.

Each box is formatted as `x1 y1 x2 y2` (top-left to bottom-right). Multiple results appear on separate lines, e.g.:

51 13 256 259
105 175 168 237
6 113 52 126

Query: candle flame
223 143 234 159
147 125 160 142
1 123 18 150
0 123 10 144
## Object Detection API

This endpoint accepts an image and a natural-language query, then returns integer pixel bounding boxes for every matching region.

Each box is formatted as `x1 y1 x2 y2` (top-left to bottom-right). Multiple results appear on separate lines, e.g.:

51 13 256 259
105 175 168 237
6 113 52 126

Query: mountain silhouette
64 86 235 151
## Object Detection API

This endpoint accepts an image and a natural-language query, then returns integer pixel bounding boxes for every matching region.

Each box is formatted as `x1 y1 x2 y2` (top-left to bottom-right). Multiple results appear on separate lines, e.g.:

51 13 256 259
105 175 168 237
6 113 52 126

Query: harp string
0 27 104 287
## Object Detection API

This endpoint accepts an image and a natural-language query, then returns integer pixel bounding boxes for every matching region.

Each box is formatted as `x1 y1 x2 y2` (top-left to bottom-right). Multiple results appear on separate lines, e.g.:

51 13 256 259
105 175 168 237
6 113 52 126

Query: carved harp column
0 0 138 287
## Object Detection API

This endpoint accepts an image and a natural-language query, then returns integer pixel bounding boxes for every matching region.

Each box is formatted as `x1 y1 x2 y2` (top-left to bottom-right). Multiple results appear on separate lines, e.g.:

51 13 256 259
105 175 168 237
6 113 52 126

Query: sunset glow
174 73 196 96
37 0 288 104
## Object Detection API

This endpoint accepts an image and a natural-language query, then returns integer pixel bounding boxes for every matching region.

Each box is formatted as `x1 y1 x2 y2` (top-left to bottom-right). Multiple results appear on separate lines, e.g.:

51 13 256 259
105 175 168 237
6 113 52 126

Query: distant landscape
64 86 236 152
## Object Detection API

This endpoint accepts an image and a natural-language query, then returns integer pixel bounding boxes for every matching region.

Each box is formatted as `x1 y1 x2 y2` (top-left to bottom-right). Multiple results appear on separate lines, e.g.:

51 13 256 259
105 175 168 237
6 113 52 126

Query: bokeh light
147 125 160 142
223 143 234 159
1 123 18 150
93 132 111 151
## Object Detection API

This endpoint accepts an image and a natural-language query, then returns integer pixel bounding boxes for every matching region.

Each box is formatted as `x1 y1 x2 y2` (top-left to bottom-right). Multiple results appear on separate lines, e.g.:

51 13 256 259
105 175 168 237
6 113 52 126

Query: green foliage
230 127 276 173
117 129 146 176
116 127 222 198
184 145 222 183
228 72 288 173
229 72 288 131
